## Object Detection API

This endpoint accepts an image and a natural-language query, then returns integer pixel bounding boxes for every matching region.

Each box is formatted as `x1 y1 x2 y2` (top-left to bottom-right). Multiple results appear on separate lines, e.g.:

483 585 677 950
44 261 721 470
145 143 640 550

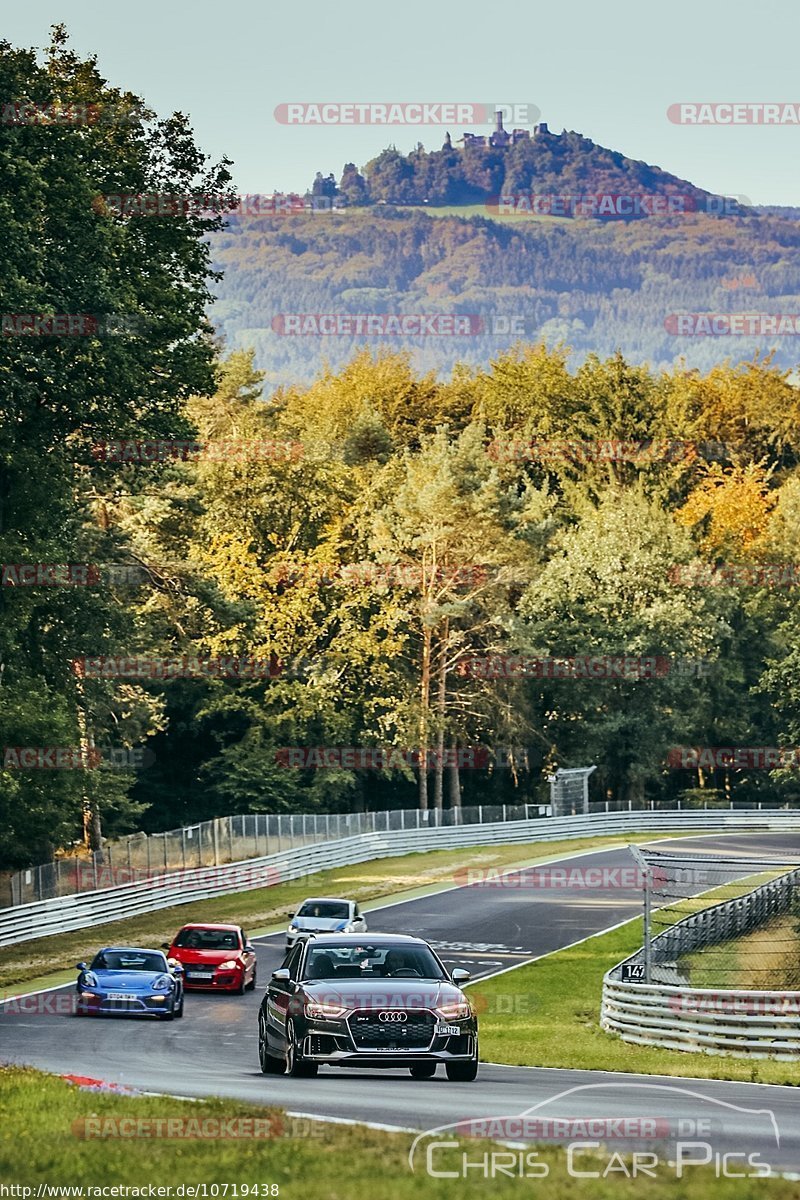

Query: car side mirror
451 968 471 984
161 943 171 950
76 962 87 971
244 942 254 952
271 968 291 983
168 959 184 973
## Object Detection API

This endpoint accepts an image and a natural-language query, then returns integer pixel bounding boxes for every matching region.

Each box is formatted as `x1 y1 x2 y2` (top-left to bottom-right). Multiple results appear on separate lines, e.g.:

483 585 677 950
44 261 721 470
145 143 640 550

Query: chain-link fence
9 804 547 905
630 846 800 989
548 765 597 815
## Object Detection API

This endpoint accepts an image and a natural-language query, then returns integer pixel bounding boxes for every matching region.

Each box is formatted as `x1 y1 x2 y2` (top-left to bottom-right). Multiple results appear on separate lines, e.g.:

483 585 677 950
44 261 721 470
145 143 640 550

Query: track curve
3 833 799 1171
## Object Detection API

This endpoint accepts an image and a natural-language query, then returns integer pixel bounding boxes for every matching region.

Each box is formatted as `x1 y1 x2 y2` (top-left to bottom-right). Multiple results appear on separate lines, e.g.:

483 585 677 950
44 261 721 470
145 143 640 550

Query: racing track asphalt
2 833 800 1171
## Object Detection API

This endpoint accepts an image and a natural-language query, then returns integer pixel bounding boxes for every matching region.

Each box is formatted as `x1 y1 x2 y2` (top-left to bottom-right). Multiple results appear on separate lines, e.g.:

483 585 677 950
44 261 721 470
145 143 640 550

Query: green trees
517 489 730 805
0 27 233 863
209 205 800 386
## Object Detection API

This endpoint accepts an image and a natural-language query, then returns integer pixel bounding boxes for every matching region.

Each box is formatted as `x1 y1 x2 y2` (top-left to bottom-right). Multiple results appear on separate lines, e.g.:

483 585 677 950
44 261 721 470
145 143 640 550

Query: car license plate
436 1024 460 1036
189 971 214 979
106 993 130 1001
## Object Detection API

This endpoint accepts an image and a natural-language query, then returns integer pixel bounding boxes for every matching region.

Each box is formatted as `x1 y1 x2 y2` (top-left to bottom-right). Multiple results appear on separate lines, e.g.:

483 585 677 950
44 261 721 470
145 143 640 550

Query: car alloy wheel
174 992 184 1019
259 1012 283 1074
285 1018 318 1077
247 965 257 991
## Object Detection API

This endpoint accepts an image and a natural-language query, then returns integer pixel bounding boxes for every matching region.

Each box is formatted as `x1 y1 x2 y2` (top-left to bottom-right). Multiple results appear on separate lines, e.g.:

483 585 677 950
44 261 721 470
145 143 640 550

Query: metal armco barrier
602 861 800 1059
3 809 800 948
601 976 800 1060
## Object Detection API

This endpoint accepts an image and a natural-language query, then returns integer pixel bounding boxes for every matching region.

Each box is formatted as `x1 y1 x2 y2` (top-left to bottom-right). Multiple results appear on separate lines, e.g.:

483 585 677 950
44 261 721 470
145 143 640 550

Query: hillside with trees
311 126 730 211
210 205 800 385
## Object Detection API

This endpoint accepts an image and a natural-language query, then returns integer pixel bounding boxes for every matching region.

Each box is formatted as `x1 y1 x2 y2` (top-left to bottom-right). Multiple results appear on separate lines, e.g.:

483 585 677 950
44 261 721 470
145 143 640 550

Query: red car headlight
218 959 241 970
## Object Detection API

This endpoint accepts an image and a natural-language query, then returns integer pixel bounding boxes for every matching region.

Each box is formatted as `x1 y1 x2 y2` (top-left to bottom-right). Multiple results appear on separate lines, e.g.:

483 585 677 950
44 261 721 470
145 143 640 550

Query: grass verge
473 918 800 1085
0 1065 796 1197
681 912 800 990
0 833 668 993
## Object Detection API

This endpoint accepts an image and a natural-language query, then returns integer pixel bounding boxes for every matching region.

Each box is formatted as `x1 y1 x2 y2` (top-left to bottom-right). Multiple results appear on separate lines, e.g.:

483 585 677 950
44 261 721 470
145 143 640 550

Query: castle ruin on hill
442 110 552 151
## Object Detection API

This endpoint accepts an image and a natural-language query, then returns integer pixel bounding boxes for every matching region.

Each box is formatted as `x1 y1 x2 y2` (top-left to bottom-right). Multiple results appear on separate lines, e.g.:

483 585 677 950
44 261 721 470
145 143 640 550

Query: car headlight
288 922 299 931
436 1001 471 1020
151 975 172 991
82 971 98 988
305 1002 347 1019
218 959 240 970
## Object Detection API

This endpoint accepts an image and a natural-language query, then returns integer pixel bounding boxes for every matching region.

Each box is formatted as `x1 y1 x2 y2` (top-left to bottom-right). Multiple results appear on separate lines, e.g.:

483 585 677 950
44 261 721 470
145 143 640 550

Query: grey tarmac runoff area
2 832 800 1172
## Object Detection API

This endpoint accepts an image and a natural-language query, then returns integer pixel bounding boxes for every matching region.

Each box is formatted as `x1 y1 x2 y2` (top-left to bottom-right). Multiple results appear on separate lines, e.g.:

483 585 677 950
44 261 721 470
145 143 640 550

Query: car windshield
302 943 446 981
92 950 166 973
174 928 240 950
297 901 350 920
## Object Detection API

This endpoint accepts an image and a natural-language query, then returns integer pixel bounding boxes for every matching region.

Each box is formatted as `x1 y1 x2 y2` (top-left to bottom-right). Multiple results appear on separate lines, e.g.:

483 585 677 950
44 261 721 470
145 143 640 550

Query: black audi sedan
258 933 478 1080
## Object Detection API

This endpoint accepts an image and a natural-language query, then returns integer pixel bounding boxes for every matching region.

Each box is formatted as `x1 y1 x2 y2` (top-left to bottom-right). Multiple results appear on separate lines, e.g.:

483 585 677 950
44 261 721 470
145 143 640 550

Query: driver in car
383 950 419 976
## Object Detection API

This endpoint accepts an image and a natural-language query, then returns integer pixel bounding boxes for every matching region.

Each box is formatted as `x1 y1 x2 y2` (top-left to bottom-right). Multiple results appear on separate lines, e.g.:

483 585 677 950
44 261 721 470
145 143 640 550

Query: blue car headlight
82 971 98 988
151 974 171 992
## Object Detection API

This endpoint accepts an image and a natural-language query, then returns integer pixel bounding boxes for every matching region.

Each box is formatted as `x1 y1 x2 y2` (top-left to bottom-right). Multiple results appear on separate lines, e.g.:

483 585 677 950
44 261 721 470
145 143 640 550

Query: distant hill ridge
308 110 748 217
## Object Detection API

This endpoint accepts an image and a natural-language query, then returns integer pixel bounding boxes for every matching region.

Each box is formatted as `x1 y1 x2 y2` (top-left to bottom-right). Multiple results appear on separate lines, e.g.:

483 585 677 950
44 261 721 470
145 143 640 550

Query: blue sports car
76 947 184 1019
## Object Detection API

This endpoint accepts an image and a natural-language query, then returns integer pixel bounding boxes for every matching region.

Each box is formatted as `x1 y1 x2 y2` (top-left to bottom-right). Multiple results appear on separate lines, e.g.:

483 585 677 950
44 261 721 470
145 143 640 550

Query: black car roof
303 933 427 945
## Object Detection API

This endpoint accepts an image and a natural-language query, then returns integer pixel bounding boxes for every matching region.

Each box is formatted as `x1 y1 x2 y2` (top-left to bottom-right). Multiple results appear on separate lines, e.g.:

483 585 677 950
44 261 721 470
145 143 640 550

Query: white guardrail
601 977 800 1061
3 808 800 949
602 855 800 1060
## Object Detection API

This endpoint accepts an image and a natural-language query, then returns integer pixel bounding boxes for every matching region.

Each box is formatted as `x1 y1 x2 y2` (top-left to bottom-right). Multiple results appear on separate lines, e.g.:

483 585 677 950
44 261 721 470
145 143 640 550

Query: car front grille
349 1011 435 1049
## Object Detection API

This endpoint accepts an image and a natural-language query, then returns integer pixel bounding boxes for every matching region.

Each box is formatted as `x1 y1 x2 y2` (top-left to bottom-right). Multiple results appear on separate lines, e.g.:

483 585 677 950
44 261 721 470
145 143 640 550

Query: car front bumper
298 1016 477 1065
76 994 172 1016
182 970 244 991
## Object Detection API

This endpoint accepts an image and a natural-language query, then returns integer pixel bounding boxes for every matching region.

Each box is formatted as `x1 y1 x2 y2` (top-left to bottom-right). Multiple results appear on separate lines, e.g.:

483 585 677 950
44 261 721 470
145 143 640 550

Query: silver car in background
286 897 366 949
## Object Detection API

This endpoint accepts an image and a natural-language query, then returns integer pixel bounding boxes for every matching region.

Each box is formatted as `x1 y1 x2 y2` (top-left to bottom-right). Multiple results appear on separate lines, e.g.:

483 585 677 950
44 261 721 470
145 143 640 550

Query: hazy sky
4 0 800 205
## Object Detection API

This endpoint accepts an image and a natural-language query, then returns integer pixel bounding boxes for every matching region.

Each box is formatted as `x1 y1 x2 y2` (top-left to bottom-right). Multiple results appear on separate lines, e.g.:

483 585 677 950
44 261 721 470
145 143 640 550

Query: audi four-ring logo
378 1010 408 1022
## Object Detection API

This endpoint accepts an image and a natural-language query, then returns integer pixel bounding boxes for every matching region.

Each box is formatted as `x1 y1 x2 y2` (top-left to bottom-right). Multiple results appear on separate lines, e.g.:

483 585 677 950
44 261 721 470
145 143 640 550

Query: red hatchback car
165 924 257 993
